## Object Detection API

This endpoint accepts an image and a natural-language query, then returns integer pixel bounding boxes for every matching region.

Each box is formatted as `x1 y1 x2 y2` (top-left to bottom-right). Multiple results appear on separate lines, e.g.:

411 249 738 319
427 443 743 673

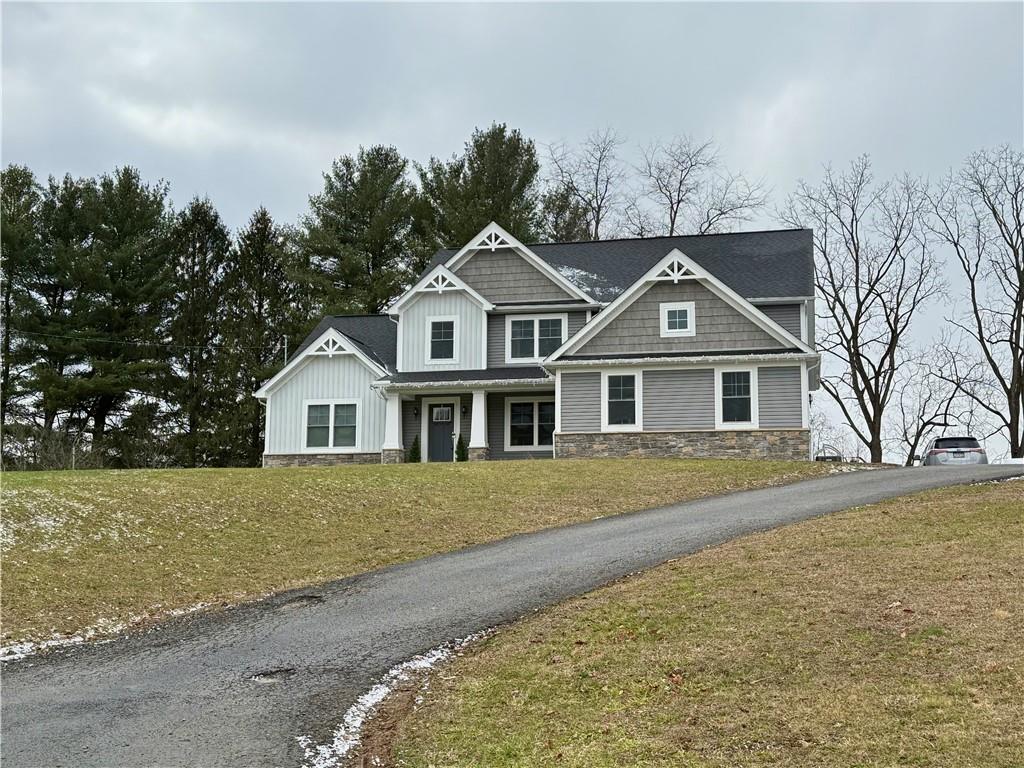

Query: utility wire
6 327 284 351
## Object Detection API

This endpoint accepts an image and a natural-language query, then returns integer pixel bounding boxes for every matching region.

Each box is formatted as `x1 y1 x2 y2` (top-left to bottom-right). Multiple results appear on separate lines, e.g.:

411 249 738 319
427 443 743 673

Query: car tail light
927 449 947 456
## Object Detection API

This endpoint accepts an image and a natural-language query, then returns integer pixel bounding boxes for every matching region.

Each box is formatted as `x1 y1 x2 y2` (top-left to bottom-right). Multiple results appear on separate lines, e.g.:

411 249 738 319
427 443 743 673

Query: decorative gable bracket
312 336 349 357
423 272 460 293
476 230 511 251
653 258 693 284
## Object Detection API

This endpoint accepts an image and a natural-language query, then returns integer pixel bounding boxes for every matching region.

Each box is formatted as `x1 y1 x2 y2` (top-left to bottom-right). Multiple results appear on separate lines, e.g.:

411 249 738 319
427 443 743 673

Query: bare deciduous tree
632 136 767 236
890 352 972 466
547 129 626 240
928 145 1024 457
779 156 943 463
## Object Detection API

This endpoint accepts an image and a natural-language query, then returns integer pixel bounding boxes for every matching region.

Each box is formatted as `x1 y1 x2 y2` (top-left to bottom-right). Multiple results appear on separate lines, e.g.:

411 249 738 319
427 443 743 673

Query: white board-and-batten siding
398 291 485 372
265 355 386 455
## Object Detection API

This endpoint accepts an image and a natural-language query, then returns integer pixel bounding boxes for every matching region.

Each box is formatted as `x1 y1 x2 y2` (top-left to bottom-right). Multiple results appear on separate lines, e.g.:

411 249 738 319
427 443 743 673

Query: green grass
0 458 830 646
390 480 1024 768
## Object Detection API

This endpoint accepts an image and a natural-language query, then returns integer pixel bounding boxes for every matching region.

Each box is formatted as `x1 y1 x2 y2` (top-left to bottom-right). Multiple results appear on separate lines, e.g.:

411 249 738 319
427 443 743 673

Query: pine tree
166 196 231 467
216 207 310 466
301 145 418 314
78 167 172 461
418 123 543 246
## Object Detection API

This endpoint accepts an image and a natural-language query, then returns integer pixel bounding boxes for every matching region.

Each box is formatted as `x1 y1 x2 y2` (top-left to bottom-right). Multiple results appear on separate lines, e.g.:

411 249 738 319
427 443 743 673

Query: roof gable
390 264 494 313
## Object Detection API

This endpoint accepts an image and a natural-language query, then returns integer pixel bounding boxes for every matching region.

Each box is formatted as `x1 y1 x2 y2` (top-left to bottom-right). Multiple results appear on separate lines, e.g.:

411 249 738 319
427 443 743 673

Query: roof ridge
525 227 809 248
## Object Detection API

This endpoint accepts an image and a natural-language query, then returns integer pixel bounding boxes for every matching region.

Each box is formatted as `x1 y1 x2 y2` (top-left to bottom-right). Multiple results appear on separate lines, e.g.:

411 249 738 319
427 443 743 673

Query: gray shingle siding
642 369 716 430
577 281 783 357
757 303 802 339
453 248 573 303
758 366 804 428
559 372 601 432
487 311 588 368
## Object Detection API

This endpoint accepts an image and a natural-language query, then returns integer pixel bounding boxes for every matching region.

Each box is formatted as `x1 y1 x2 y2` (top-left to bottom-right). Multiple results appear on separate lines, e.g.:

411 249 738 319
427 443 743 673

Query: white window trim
302 398 361 453
659 301 696 338
425 315 459 366
505 313 569 364
600 369 643 432
419 396 461 463
714 366 759 430
503 396 556 452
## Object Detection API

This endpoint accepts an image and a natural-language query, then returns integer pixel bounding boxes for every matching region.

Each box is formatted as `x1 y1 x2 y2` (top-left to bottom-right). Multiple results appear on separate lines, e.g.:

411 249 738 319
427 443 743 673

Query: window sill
301 447 363 454
504 443 555 452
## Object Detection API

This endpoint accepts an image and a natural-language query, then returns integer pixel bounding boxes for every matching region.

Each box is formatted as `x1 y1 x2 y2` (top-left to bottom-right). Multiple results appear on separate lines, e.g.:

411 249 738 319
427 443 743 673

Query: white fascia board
390 264 494 314
374 377 554 393
445 221 596 304
543 351 819 369
254 327 386 398
546 248 814 361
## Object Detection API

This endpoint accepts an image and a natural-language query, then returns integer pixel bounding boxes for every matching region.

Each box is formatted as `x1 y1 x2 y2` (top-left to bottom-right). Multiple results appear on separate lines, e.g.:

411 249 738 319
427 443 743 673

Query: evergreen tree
540 184 592 243
216 207 310 466
78 167 171 461
1 165 42 438
419 123 542 246
301 145 418 314
166 196 231 467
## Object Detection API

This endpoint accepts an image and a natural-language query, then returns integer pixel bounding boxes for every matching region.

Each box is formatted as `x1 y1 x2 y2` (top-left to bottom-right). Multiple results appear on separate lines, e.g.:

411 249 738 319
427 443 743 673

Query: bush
456 433 468 462
406 434 421 464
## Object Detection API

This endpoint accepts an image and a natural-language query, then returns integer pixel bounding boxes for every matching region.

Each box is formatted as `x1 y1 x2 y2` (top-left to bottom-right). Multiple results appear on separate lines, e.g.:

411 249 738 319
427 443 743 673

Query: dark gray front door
427 403 455 462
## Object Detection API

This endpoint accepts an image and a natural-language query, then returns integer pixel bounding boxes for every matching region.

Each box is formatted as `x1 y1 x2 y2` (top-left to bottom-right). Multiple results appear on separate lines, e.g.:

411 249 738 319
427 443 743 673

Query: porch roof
377 366 551 390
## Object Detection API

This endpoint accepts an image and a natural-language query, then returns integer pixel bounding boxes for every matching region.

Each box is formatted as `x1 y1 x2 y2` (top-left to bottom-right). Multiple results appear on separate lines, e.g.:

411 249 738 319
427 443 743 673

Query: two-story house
254 223 820 465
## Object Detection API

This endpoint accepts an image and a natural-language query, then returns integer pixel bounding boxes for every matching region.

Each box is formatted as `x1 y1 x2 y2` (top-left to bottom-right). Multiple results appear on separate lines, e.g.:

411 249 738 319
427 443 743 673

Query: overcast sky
3 2 1021 229
3 2 1023 459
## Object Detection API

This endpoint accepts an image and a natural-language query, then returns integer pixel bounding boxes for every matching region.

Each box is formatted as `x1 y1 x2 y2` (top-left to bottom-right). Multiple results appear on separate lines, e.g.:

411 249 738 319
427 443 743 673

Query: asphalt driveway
2 464 1020 767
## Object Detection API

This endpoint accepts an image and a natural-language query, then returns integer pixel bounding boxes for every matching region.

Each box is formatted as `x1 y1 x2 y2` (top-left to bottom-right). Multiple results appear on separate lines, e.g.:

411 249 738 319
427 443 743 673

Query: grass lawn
389 480 1024 768
0 458 830 647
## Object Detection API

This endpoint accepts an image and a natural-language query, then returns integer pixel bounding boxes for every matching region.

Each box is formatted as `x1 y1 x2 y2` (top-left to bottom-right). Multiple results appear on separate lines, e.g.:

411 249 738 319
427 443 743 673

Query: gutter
544 352 820 368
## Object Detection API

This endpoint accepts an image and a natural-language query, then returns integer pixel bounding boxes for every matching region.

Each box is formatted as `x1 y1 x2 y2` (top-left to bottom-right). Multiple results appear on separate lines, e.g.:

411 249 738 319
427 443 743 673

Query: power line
6 327 283 351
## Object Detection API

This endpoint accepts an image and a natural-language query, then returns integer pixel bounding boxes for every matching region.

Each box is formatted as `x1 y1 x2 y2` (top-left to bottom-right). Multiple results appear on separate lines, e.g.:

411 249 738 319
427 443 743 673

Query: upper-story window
660 301 696 338
427 316 457 363
506 314 568 363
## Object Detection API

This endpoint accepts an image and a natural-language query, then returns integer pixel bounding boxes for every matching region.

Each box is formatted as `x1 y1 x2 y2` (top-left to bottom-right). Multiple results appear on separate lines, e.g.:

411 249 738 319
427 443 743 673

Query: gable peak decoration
654 257 692 283
425 272 460 293
312 335 348 356
477 229 511 252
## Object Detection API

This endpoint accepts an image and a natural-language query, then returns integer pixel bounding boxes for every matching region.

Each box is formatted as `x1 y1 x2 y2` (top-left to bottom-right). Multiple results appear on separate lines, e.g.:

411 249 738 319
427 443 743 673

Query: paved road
3 464 1021 767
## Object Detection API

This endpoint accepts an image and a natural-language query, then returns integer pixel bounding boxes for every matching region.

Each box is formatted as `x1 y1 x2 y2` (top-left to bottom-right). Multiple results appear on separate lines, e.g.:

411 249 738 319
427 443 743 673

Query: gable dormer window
660 301 696 338
506 314 568 363
426 316 458 363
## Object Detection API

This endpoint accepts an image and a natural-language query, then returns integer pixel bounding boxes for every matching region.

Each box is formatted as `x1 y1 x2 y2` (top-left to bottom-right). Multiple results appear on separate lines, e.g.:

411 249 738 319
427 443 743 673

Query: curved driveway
3 464 1021 767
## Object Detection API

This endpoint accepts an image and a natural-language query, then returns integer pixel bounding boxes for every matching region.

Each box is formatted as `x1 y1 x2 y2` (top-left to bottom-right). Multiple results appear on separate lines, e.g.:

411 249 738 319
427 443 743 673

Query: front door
427 403 455 462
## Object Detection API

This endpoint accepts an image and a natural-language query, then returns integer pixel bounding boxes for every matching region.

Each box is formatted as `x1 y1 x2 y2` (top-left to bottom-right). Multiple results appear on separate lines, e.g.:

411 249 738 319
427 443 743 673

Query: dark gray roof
384 366 549 384
429 228 814 302
295 315 398 371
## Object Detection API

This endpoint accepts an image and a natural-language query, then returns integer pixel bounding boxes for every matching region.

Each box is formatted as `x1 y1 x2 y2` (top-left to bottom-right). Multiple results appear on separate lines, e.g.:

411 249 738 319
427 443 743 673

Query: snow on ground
0 602 211 663
296 630 493 768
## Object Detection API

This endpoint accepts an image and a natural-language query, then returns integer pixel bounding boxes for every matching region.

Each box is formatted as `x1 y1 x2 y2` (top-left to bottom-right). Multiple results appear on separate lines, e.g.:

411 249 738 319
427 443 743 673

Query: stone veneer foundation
554 430 810 461
381 449 404 464
467 447 491 461
263 452 381 468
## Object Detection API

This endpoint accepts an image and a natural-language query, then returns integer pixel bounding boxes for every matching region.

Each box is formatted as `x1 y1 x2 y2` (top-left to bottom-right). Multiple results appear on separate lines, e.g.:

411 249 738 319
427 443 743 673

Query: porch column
382 392 404 464
469 389 489 460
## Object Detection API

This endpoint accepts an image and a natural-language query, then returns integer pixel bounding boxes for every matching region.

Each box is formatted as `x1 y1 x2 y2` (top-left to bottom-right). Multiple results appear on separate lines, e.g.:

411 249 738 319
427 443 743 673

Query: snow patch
0 602 211 663
296 630 492 768
551 264 622 302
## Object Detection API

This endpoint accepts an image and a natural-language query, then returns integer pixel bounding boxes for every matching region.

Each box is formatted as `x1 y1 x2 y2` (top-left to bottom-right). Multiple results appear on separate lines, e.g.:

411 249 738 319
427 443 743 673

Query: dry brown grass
0 458 829 646
391 480 1024 768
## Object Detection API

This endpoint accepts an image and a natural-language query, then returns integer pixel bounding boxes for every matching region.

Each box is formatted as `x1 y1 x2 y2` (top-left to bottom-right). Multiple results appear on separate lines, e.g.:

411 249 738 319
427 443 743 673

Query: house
254 223 820 465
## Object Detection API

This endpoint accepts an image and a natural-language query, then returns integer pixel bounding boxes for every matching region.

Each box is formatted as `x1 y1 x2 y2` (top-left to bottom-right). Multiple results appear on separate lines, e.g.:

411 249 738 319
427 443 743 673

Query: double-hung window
305 401 359 451
602 372 640 431
660 301 696 338
427 317 456 363
720 370 754 426
506 315 567 362
506 399 556 451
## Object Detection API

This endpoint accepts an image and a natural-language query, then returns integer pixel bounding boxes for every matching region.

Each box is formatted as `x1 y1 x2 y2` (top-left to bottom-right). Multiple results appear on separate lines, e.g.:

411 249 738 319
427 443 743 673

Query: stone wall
381 449 404 465
263 452 381 468
467 447 491 461
554 430 810 461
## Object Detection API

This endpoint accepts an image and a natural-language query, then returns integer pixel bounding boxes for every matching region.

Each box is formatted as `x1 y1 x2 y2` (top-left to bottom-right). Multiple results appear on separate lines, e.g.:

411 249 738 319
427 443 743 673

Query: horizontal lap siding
455 248 573 303
488 311 588 368
758 366 804 428
578 281 783 356
758 303 802 338
642 369 715 430
559 372 601 432
487 391 554 459
267 355 384 455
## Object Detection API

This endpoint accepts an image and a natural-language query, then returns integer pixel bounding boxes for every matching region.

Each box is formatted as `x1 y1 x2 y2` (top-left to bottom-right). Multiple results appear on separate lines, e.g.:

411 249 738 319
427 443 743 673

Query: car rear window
934 438 981 449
